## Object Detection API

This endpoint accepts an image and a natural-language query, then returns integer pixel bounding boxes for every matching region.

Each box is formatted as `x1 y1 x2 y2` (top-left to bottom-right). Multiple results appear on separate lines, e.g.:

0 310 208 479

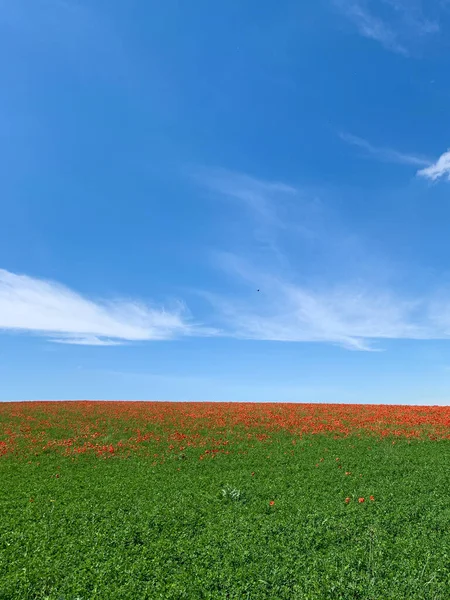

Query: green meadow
1 402 450 599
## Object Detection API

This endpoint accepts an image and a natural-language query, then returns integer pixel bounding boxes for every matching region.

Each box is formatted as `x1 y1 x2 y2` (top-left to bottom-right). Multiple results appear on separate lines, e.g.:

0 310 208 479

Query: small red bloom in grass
345 471 351 475
369 495 375 501
358 497 365 503
345 497 350 504
251 472 255 476
269 500 275 506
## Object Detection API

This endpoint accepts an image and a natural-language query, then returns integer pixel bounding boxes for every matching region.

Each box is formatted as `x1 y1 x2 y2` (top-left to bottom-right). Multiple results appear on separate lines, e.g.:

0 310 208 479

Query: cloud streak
340 132 431 167
7 160 450 352
336 0 408 55
207 254 450 351
0 269 204 346
193 168 450 351
192 166 297 228
417 149 450 181
335 0 439 55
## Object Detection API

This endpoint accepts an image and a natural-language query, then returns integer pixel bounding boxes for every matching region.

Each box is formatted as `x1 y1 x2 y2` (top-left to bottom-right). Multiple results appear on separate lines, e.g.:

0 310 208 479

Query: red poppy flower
369 495 375 501
269 500 275 506
358 497 365 503
345 497 351 504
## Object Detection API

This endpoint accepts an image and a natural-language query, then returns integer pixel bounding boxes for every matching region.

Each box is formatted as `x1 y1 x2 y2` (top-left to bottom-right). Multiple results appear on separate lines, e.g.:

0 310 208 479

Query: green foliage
1 431 450 598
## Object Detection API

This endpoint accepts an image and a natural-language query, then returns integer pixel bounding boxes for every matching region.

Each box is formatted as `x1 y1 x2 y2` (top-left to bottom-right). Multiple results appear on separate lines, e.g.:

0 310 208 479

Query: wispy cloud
417 149 450 181
49 335 124 346
192 166 297 228
192 168 450 351
206 255 433 351
340 132 431 167
206 253 450 351
192 166 310 269
335 0 408 54
192 166 325 249
0 269 206 346
335 0 439 55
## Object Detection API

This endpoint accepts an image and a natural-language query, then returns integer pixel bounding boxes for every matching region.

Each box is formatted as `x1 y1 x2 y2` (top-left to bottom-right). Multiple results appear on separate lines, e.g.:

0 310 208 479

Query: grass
1 401 450 599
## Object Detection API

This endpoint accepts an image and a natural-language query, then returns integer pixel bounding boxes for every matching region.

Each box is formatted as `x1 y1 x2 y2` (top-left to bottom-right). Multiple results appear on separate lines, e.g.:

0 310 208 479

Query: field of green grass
1 401 450 599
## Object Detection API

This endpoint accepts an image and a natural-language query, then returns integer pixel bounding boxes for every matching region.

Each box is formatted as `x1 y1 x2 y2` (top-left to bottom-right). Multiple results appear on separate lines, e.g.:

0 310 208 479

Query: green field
1 401 450 599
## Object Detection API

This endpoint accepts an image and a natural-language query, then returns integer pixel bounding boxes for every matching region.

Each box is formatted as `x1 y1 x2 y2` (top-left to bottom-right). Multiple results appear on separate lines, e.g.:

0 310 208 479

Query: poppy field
1 401 450 599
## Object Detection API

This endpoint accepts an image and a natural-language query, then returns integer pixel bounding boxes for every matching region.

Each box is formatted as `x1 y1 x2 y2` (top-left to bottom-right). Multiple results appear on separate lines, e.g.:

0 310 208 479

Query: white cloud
49 335 124 346
335 0 439 55
192 166 297 227
340 132 431 167
206 255 442 351
192 167 450 351
193 169 423 351
192 167 309 269
0 269 202 345
417 150 450 181
336 0 408 54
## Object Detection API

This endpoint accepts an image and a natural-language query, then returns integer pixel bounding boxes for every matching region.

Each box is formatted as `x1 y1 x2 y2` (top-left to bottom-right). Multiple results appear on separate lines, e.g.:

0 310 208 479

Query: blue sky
3 0 450 403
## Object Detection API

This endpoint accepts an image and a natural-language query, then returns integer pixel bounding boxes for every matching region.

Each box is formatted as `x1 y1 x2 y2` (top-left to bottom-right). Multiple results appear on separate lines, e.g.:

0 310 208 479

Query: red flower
358 497 365 503
345 497 351 504
269 500 275 506
251 472 255 476
345 471 351 475
369 495 375 501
